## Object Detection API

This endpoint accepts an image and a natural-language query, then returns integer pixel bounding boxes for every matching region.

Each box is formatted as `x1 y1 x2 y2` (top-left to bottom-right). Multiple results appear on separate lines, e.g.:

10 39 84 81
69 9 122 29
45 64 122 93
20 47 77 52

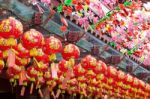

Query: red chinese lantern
81 55 97 70
132 77 139 88
0 17 23 59
138 80 145 90
73 64 86 77
61 44 80 61
144 84 150 98
0 17 23 38
93 60 107 74
58 59 68 72
106 66 117 88
26 66 38 94
21 29 44 57
43 36 62 61
124 74 133 90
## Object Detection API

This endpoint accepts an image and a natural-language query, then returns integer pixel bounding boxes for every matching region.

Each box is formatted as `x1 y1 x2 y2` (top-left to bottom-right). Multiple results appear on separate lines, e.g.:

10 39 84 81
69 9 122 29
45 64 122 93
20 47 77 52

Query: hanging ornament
61 44 80 64
26 66 38 94
21 29 44 57
81 55 97 70
43 36 62 61
0 17 23 38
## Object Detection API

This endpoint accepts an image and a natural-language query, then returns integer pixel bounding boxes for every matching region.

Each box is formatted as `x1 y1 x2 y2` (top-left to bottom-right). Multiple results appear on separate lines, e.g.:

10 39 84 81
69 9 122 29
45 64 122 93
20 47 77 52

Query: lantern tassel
56 89 61 98
13 79 17 87
36 80 39 89
20 86 26 96
30 83 34 94
38 89 43 98
80 95 83 99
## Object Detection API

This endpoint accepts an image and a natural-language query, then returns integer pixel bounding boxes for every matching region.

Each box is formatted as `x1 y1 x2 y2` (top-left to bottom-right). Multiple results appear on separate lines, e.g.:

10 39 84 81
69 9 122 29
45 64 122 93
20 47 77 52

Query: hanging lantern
138 80 145 90
21 29 44 57
61 44 80 70
0 17 23 38
58 59 68 72
26 66 38 94
73 64 86 77
124 74 133 90
93 60 107 74
62 44 80 60
81 55 97 70
116 70 125 88
132 77 139 88
43 36 62 61
0 17 23 58
106 66 117 88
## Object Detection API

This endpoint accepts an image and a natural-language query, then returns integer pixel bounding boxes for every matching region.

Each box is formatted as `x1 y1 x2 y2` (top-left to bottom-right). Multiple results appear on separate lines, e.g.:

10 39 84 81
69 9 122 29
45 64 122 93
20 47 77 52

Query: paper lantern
124 74 133 90
61 44 80 69
0 17 23 38
61 44 80 60
58 59 68 72
132 77 139 88
81 55 97 70
107 66 117 78
43 36 62 54
138 80 145 90
43 36 62 61
93 60 107 74
73 64 86 77
21 29 44 56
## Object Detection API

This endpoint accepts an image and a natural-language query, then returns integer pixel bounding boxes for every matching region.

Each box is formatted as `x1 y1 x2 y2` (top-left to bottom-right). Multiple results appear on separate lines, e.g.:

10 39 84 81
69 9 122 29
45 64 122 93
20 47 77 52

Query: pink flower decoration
93 17 98 24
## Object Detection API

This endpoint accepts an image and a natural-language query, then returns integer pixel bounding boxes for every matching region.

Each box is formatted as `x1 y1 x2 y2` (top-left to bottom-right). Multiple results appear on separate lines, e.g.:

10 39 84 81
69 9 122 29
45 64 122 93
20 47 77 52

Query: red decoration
0 17 23 38
73 64 86 76
58 59 68 72
81 55 97 70
43 36 62 54
61 44 80 60
21 29 44 50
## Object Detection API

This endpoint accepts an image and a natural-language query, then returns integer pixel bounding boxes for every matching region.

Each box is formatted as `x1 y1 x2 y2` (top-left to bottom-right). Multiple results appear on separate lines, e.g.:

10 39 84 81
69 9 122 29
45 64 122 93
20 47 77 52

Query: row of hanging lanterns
0 17 149 98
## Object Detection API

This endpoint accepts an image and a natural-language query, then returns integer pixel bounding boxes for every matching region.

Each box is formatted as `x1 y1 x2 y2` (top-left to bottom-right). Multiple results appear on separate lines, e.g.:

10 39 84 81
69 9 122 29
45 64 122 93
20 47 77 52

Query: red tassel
60 26 67 32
